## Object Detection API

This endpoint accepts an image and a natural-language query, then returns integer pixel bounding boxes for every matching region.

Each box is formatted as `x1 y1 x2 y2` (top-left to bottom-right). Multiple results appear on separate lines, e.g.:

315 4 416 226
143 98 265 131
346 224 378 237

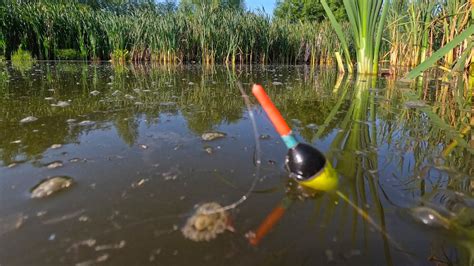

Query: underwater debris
181 202 232 242
285 179 319 201
0 213 26 236
124 94 135 100
50 144 62 149
20 116 38 123
51 101 70 107
78 120 95 126
31 176 73 198
201 132 226 141
46 161 63 169
204 146 214 154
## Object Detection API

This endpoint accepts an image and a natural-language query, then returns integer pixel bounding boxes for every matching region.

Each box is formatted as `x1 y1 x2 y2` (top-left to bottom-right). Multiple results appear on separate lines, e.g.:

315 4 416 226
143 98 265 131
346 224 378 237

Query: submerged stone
182 202 232 242
51 101 70 107
46 161 63 169
201 132 226 141
20 116 38 123
31 176 73 198
50 144 62 149
204 147 213 154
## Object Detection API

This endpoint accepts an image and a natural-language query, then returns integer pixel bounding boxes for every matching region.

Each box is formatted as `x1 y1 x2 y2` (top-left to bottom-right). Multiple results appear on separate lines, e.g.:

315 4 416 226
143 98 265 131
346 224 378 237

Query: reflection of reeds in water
329 77 394 264
382 74 473 264
303 73 470 264
0 63 249 164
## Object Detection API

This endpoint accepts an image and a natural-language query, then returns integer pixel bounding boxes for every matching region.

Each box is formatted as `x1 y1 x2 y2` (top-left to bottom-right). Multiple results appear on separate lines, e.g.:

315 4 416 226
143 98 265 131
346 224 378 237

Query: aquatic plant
11 47 34 72
0 0 471 77
407 26 474 79
0 36 5 59
0 0 350 66
321 0 389 74
11 47 33 62
55 49 81 60
110 49 130 64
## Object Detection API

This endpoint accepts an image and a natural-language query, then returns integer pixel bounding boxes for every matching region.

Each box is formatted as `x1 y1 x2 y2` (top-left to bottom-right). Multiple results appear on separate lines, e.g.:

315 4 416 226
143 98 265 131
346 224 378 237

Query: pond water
0 62 472 265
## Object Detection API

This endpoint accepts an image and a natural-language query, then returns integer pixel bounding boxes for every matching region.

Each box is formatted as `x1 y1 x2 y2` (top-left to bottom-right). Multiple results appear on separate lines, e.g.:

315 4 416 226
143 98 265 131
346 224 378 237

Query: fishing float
252 84 338 192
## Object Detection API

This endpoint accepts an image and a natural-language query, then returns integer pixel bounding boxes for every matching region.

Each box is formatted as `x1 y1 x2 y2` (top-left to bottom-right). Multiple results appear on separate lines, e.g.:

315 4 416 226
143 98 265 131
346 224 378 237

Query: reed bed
0 0 471 73
0 1 349 66
384 0 472 70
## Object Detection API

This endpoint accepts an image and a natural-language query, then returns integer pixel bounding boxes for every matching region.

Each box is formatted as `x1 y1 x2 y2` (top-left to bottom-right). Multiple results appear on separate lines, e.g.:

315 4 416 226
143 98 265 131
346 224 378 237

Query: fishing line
202 81 262 215
335 190 404 251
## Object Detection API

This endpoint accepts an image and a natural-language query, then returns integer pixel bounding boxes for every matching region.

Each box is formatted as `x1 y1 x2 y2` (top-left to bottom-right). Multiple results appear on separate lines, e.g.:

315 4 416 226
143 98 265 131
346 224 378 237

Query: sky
157 0 277 15
246 0 276 15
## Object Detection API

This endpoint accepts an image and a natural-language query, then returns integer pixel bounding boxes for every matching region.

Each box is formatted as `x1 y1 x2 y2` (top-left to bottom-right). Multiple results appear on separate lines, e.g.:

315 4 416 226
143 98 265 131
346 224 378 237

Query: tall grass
0 0 471 74
385 0 472 75
0 0 349 66
321 0 389 74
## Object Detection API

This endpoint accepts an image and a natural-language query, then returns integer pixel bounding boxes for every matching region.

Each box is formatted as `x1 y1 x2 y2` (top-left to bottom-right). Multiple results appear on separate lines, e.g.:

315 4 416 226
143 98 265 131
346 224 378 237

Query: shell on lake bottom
31 176 74 198
182 202 230 242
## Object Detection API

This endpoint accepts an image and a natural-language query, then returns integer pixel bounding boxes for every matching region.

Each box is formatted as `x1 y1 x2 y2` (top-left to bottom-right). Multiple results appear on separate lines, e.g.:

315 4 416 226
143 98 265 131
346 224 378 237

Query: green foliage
11 48 34 72
11 47 33 62
0 0 346 64
0 38 5 56
56 49 81 60
406 26 474 79
321 0 389 74
180 0 244 11
111 49 129 63
274 0 346 22
0 0 469 74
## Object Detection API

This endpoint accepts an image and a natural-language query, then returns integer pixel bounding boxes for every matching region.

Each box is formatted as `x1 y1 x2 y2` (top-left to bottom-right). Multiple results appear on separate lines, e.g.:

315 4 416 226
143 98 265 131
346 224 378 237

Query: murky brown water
0 62 473 265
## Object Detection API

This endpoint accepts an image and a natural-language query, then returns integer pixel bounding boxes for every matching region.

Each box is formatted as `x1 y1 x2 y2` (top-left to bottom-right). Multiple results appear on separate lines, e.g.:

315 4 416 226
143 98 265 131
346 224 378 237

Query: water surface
0 62 473 265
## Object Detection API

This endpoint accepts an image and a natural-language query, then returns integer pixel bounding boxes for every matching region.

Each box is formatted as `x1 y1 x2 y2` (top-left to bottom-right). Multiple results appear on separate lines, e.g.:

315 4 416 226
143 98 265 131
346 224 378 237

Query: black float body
285 143 326 181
